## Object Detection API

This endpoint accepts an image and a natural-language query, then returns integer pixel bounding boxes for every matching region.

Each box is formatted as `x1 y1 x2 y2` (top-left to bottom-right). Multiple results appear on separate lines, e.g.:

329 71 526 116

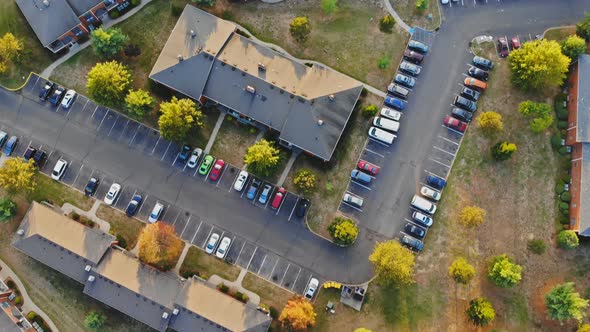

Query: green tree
244 139 280 177
293 169 316 194
545 282 589 324
369 240 415 285
491 141 517 161
509 39 571 90
458 205 486 227
321 0 337 15
448 257 476 284
466 297 495 326
0 33 23 74
476 111 503 135
158 97 203 143
84 311 106 329
0 198 16 222
328 217 358 246
0 158 37 196
488 254 522 288
576 13 590 41
86 61 132 107
561 35 587 60
362 104 379 118
518 100 554 133
379 15 396 33
91 27 128 60
125 89 154 119
557 230 579 250
289 17 311 43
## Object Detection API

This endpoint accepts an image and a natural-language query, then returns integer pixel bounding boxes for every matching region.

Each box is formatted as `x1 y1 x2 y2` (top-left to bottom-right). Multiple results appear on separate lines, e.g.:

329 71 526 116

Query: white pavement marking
72 164 83 186
424 168 447 178
90 105 99 120
112 185 125 206
107 117 119 137
269 259 279 279
368 137 390 147
172 211 181 225
290 268 302 291
350 180 372 191
179 215 191 237
203 227 214 249
287 200 298 221
193 167 200 177
32 75 40 91
257 255 268 274
190 220 203 244
275 193 288 215
96 110 109 132
364 148 385 158
160 204 171 222
64 103 74 118
215 167 227 187
129 125 141 146
235 241 246 263
303 275 313 294
228 169 241 192
172 154 179 166
434 146 456 157
442 125 465 136
438 136 460 145
246 247 258 270
119 119 130 139
341 201 363 212
136 194 149 216
151 136 161 155
279 263 291 285
161 142 172 161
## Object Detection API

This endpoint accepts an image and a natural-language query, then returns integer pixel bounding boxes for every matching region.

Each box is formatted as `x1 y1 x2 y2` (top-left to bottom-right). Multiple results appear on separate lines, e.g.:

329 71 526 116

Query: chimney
177 54 183 62
258 63 266 71
162 312 169 319
84 265 92 272
42 0 50 7
172 309 179 315
87 275 95 282
317 119 324 126
190 30 195 38
16 229 24 236
246 85 256 94
328 94 335 101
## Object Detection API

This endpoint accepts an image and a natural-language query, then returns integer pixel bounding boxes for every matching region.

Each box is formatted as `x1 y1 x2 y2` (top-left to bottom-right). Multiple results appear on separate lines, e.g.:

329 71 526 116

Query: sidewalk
208 269 260 305
61 201 111 233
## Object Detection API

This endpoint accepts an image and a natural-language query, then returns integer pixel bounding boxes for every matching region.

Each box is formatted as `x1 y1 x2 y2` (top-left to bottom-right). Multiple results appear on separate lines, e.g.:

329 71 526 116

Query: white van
368 127 396 145
411 195 437 215
373 117 400 133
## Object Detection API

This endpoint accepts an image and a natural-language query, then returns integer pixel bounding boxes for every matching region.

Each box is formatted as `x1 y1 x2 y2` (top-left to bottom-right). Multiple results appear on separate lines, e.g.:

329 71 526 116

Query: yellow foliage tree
0 158 37 196
125 89 154 119
509 39 571 90
369 240 415 285
578 323 590 332
293 169 316 194
448 257 476 284
0 33 23 74
158 97 203 143
328 217 358 246
459 206 486 227
279 296 316 331
244 139 280 177
289 17 311 43
86 61 132 107
354 329 372 332
137 222 184 271
476 111 503 135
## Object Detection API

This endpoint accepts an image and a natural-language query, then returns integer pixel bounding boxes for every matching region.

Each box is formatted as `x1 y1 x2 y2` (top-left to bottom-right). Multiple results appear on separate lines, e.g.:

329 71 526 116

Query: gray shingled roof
578 143 590 236
15 0 80 47
67 0 101 16
577 54 590 143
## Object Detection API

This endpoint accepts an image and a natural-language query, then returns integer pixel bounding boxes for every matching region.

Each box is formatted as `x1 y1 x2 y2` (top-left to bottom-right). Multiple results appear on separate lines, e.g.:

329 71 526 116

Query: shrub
560 216 570 225
527 239 547 254
477 111 503 135
491 141 517 161
13 296 22 306
289 17 311 43
563 175 572 183
557 230 579 249
551 134 562 150
558 121 568 129
321 0 338 15
458 206 486 227
115 233 127 249
218 283 229 293
559 202 569 211
558 146 570 155
488 254 522 288
26 312 37 320
379 15 396 33
71 212 80 221
170 3 183 16
192 0 215 6
466 297 495 326
130 0 140 6
108 10 120 19
362 104 379 118
293 169 317 194
0 198 16 222
557 110 569 121
448 257 476 284
416 0 428 10
234 291 248 303
561 192 572 202
84 311 106 329
327 217 359 246
518 100 554 132
269 306 279 319
124 43 141 57
378 56 391 69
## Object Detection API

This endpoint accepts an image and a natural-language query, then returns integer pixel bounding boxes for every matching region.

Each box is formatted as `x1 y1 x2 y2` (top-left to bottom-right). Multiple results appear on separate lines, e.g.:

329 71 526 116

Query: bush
561 192 572 202
130 0 140 6
555 182 565 194
488 254 522 288
234 291 248 303
13 296 22 306
192 0 215 6
379 15 396 33
551 134 562 150
71 212 80 221
0 198 16 222
327 217 359 246
416 0 428 10
108 10 120 19
491 141 517 161
563 175 572 183
362 104 379 118
217 283 229 293
84 311 106 329
124 43 141 57
557 230 579 249
560 216 570 225
459 206 486 227
559 202 569 211
293 169 317 194
527 239 547 254
558 121 568 129
170 3 183 16
557 110 569 121
26 312 37 320
289 17 311 43
269 306 279 319
378 56 390 69
558 146 570 155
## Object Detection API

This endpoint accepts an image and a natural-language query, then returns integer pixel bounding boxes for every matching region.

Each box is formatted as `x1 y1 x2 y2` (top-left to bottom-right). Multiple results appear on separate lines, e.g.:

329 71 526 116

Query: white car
104 183 121 205
205 233 220 254
412 211 433 228
368 127 396 145
215 236 232 259
233 170 249 192
148 202 164 223
187 148 203 169
51 158 68 180
60 89 76 109
420 186 441 201
304 278 319 300
380 107 402 121
342 192 363 208
441 0 449 4
373 116 400 133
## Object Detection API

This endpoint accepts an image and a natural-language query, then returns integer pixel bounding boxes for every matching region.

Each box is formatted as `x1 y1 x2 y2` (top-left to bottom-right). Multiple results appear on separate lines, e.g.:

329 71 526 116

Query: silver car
343 192 363 208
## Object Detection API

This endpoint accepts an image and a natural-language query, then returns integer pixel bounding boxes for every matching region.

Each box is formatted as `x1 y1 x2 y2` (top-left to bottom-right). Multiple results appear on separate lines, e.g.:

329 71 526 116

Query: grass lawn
390 0 441 30
95 204 145 250
29 174 93 211
179 245 240 282
242 272 293 311
209 116 259 167
544 26 577 42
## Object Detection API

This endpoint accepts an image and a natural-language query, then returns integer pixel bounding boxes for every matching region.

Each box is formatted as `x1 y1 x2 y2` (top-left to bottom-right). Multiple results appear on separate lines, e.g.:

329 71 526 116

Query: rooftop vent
177 54 183 62
42 0 50 7
317 119 324 126
87 276 95 282
16 229 24 236
162 312 169 319
84 265 92 272
190 30 195 39
246 85 256 94
328 94 335 101
258 63 266 71
172 309 179 315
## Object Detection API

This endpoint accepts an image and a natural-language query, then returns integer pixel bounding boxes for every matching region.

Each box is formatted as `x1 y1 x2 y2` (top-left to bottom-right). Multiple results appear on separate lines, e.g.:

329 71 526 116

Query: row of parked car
39 80 76 109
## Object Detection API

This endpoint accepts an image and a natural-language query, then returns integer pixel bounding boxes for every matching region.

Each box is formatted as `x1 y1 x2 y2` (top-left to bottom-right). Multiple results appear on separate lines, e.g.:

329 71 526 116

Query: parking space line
257 255 267 274
269 259 279 279
364 147 385 158
240 178 251 198
161 142 172 161
275 193 289 215
442 125 465 136
64 103 74 118
72 164 83 186
106 118 118 137
150 136 161 155
228 169 241 192
160 204 171 221
423 169 447 179
171 154 179 166
136 194 149 215
351 180 371 191
203 227 214 248
235 241 246 263
434 146 455 157
31 75 40 91
279 263 291 285
129 125 141 146
290 268 301 291
112 185 125 206
438 136 460 145
368 137 390 147
215 167 227 188
341 201 363 212
246 247 258 270
172 211 181 225
264 188 273 209
288 201 298 221
303 275 313 293
96 110 109 131
193 167 200 177
190 220 203 243
24 140 32 154
119 119 130 138
90 105 99 120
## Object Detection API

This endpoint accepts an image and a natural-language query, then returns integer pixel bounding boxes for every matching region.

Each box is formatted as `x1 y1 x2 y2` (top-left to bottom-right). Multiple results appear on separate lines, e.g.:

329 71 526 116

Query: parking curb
0 71 37 92
542 25 576 39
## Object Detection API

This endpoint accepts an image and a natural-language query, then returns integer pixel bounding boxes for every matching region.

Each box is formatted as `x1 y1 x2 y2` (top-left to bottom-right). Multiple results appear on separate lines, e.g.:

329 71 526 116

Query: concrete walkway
173 243 191 275
383 0 412 33
40 0 154 78
0 259 60 332
276 150 300 187
208 269 260 305
204 112 225 154
61 201 111 233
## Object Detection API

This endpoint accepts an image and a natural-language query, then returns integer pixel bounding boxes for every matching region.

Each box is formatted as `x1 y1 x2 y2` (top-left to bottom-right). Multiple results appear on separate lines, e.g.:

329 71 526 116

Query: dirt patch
96 204 145 250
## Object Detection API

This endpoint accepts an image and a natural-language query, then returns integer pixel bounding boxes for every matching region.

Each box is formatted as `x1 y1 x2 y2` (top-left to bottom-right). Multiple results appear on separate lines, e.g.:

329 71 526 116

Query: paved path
383 0 412 32
208 269 261 305
0 259 60 332
204 112 225 154
61 201 111 233
173 243 191 275
276 150 300 187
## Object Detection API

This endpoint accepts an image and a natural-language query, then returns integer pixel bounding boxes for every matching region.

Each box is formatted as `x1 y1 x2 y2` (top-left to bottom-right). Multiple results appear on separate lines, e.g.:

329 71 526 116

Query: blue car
384 96 406 110
426 174 446 190
3 136 18 156
258 184 272 204
246 179 261 200
351 170 372 184
125 194 143 216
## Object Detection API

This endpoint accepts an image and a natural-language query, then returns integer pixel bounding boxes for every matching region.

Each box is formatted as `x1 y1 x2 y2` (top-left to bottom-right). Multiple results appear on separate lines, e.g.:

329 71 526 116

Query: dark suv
454 96 476 112
39 81 55 100
460 87 480 101
403 49 424 64
32 150 47 166
23 146 37 161
468 66 489 81
404 223 426 239
426 174 446 190
451 108 473 122
178 145 191 163
48 86 65 105
401 235 424 252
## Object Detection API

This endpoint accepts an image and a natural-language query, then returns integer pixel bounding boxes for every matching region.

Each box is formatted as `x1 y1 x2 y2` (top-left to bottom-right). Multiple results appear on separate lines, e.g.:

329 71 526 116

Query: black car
451 108 473 122
295 198 310 218
126 194 143 216
39 81 55 100
23 146 37 161
178 145 191 163
472 56 493 70
468 66 489 81
453 96 476 112
32 150 47 166
401 235 424 252
404 223 426 239
48 86 65 105
460 87 480 101
84 177 100 196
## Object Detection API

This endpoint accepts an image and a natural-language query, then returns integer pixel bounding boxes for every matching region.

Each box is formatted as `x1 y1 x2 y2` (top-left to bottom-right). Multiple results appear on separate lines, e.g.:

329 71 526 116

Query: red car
357 159 380 176
271 187 286 209
497 37 509 58
208 159 225 181
444 115 467 133
509 36 521 50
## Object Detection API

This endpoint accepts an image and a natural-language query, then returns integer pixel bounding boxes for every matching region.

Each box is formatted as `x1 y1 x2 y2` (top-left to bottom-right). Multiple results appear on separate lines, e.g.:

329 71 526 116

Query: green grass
29 174 93 210
544 26 576 42
209 116 258 167
390 0 441 30
96 204 145 250
179 246 240 282
242 272 293 311
502 292 529 327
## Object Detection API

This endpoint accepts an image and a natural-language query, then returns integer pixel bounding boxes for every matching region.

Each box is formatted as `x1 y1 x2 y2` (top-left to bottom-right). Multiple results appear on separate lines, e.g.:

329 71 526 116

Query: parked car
380 107 402 121
420 186 441 201
460 87 481 101
205 233 220 254
373 116 400 133
426 174 446 190
401 234 424 252
453 95 476 112
186 148 203 169
295 198 310 217
472 56 494 70
271 187 286 209
384 96 406 111
304 278 319 300
412 211 434 228
3 136 17 156
148 202 164 223
233 170 249 192
387 83 410 99
198 155 214 175
48 86 65 105
404 223 426 239
84 177 100 196
357 159 379 176
216 237 232 259
368 127 396 145
342 192 363 208
444 115 468 133
411 195 437 215
509 36 521 49
451 107 473 122
399 61 421 76
51 158 68 180
464 77 487 91
104 183 121 205
258 184 272 204
60 90 76 109
497 37 509 57
178 145 191 163
246 179 262 200
39 81 55 100
351 169 372 184
468 66 489 81
394 73 416 88
408 40 429 54
23 146 36 161
125 195 142 217
403 49 424 64
0 131 7 148
32 150 47 166
209 159 225 181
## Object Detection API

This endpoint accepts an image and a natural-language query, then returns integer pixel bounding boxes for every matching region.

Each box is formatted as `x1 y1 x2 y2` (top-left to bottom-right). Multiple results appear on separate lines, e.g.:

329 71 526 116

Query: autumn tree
0 33 23 74
0 198 16 222
290 17 311 43
91 27 128 60
328 217 358 246
509 39 570 90
0 158 37 196
379 15 396 33
87 61 132 107
354 329 372 332
576 13 590 41
138 222 184 271
279 296 316 330
321 0 338 15
125 89 154 119
518 100 553 133
84 311 106 329
362 104 379 118
557 230 579 250
293 169 316 194
244 139 280 177
158 97 203 143
466 297 495 326
488 254 522 288
369 240 415 285
458 206 486 227
579 324 590 332
545 282 589 325
476 111 503 135
449 257 476 285
491 141 517 161
561 35 587 60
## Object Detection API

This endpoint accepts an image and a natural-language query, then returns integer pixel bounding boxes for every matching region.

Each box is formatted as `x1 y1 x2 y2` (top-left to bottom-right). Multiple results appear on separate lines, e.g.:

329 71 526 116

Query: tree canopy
321 0 338 15
86 61 132 107
379 15 396 34
328 217 358 246
279 296 316 330
545 282 589 324
458 206 486 227
138 222 184 271
576 13 590 41
0 158 37 196
0 33 23 74
125 89 154 119
488 254 522 288
448 257 476 284
290 17 311 43
491 141 517 161
561 35 587 60
466 297 495 326
476 111 503 135
369 240 415 285
91 27 128 60
244 139 280 177
0 198 16 222
293 169 316 194
557 230 579 250
158 97 203 143
84 311 106 329
517 100 553 133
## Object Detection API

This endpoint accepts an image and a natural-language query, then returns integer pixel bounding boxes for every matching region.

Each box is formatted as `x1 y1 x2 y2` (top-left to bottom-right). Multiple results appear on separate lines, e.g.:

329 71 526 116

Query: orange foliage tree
279 296 316 331
137 222 184 271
